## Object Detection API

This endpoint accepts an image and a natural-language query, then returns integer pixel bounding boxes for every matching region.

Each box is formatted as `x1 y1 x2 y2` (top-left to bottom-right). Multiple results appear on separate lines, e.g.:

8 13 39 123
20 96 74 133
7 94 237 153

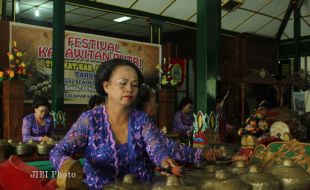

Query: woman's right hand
161 156 177 169
41 136 50 142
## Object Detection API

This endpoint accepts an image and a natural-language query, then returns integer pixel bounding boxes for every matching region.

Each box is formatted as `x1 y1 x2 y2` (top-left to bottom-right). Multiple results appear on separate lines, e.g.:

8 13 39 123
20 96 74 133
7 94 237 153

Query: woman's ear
103 81 110 94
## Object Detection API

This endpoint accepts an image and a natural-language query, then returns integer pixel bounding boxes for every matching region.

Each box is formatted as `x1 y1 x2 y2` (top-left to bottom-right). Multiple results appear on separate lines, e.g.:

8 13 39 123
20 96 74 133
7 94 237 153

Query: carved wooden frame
251 139 310 173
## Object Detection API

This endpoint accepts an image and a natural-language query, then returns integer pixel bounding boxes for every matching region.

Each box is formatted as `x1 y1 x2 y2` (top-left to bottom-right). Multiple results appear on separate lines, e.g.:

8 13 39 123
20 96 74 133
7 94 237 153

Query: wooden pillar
293 0 302 72
1 0 7 21
241 82 245 123
159 30 175 132
2 80 24 141
149 19 163 44
158 88 176 133
0 21 12 139
52 0 65 132
196 0 221 113
11 0 15 21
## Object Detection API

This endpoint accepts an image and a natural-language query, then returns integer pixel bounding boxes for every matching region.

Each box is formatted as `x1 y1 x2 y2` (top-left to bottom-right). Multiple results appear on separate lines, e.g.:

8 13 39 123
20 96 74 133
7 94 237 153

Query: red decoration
169 58 186 86
0 155 55 190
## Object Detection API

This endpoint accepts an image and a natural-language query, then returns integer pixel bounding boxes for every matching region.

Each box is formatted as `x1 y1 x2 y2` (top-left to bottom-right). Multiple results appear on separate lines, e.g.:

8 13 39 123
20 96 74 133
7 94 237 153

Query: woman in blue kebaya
134 85 217 163
50 59 179 189
22 96 54 142
173 97 194 141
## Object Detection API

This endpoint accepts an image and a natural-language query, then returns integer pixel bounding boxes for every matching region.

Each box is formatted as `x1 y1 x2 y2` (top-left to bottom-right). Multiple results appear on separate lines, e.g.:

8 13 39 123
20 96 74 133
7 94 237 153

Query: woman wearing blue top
50 59 178 190
22 96 53 142
134 85 217 163
172 97 194 143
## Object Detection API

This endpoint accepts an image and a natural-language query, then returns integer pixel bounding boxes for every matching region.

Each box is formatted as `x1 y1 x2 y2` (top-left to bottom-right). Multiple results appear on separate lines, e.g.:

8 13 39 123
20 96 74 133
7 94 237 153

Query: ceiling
3 0 310 40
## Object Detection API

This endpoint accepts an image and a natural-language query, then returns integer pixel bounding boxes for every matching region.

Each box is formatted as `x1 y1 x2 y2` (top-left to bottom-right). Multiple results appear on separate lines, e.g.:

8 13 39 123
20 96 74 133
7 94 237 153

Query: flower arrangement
0 41 30 82
238 101 272 147
157 58 178 88
238 110 269 138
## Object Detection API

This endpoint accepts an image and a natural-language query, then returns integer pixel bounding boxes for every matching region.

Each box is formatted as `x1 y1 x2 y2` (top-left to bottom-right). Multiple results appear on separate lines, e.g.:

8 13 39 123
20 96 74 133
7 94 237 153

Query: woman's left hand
161 157 177 169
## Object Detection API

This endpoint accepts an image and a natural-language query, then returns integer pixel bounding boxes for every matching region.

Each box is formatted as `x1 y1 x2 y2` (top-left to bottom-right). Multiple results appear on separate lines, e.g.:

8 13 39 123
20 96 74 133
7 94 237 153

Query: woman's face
34 106 48 119
104 66 139 107
144 92 158 117
183 103 192 114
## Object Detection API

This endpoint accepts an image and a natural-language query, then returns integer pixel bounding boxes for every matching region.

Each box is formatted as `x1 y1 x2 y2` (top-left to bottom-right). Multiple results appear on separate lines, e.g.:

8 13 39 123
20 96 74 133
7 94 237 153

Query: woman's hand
161 157 177 169
41 136 50 142
202 147 221 161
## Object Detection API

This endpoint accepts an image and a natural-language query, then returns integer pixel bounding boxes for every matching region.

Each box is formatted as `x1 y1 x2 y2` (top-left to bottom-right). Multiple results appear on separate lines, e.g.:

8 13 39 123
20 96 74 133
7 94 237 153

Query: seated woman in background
88 94 106 109
173 97 194 141
134 85 158 120
22 96 54 142
134 85 218 164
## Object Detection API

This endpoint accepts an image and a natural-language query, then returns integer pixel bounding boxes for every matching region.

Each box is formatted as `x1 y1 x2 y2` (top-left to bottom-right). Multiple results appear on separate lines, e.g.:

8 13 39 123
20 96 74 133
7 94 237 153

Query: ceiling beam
280 31 310 57
276 0 293 40
65 0 240 38
66 0 196 29
279 39 310 57
14 17 147 42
